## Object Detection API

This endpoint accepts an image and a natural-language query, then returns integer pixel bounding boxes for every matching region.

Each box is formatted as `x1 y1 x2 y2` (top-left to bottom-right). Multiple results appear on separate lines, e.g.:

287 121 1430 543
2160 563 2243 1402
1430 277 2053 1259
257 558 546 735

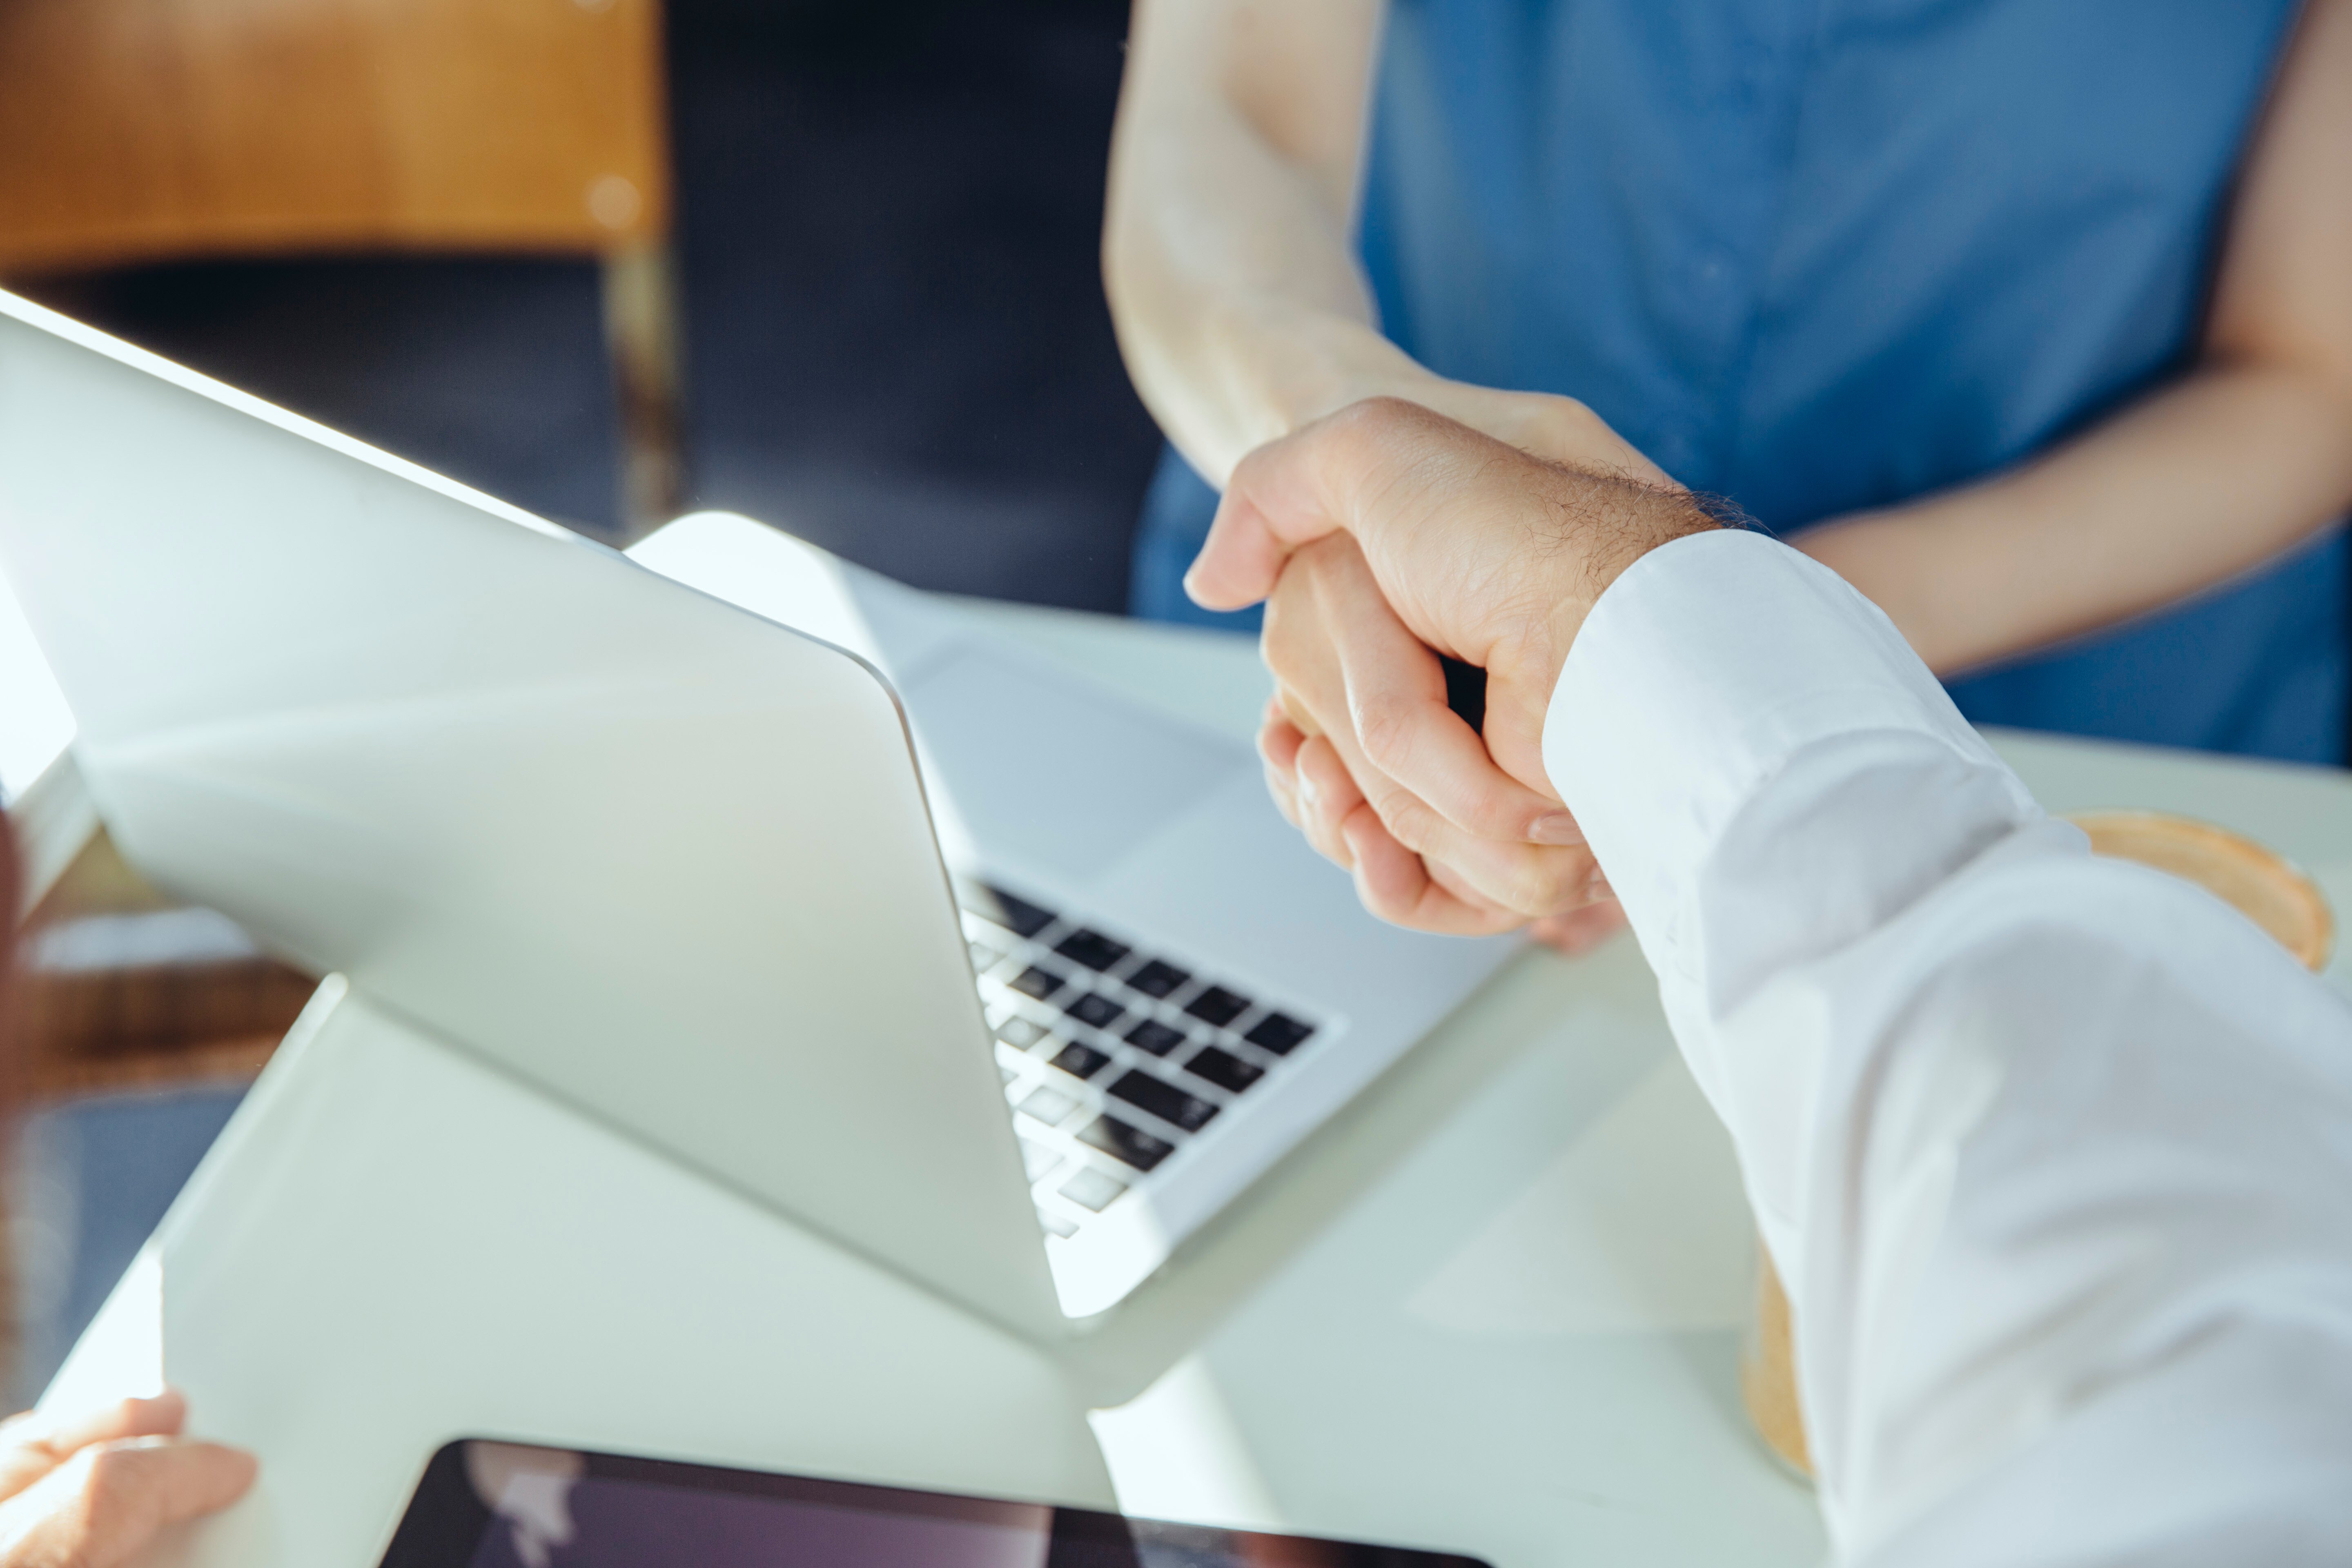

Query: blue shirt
1131 0 2344 764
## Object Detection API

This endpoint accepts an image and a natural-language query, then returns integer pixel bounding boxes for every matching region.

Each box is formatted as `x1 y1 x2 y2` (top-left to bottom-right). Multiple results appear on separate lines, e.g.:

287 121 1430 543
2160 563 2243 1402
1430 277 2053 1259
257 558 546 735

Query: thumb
1183 455 1338 613
1185 399 1450 611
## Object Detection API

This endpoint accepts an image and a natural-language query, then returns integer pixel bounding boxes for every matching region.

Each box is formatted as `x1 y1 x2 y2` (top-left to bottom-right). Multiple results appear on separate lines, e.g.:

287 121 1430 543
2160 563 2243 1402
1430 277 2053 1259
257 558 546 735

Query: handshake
1184 399 1721 952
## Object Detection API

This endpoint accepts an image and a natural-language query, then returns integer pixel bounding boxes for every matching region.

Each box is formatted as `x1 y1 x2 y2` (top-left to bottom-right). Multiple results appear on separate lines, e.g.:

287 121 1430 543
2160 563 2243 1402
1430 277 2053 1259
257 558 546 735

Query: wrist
1263 318 1434 432
1539 472 1723 670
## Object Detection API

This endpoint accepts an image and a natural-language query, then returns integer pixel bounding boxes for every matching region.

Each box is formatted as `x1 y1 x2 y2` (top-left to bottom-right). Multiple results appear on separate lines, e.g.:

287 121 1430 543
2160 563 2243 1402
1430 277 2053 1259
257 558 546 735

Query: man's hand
1352 372 1673 492
1191 399 1717 935
0 1391 256 1568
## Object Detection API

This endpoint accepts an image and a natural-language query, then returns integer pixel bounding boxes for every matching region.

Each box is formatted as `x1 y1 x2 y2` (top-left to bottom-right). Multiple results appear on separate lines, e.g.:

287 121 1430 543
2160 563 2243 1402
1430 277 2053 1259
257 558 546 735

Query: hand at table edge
0 1389 258 1568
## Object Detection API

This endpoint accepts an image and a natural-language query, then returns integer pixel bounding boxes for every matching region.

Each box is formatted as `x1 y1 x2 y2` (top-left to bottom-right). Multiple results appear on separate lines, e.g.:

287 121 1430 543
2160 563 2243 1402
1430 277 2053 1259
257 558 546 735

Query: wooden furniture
0 0 684 531
16 828 312 1100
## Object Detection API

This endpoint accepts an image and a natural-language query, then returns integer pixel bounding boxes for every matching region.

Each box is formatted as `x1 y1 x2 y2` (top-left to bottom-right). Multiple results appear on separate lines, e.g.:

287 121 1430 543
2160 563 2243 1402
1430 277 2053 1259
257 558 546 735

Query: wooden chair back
0 0 682 527
0 0 670 270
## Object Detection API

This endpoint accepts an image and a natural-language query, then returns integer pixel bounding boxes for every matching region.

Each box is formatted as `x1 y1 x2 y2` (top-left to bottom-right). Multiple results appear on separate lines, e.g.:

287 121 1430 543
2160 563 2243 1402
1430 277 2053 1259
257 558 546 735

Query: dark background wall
22 0 1165 612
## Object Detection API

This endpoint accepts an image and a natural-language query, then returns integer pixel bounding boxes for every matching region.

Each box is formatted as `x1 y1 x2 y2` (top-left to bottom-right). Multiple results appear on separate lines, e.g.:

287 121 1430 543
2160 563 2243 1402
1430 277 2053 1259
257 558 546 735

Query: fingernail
1529 813 1584 846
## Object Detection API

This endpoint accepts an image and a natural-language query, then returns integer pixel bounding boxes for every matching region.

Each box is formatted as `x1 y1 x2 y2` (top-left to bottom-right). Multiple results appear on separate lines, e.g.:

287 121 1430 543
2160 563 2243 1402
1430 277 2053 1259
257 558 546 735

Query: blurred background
2 0 1159 1402
8 0 1160 608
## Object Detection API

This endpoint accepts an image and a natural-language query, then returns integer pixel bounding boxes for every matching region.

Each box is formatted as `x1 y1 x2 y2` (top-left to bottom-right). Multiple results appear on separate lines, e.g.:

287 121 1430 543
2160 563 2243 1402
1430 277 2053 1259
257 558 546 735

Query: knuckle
1369 784 1432 852
1341 395 1414 439
1541 393 1601 430
1454 789 1525 841
1353 698 1419 775
1257 716 1297 768
80 1444 134 1506
1258 617 1299 679
1510 851 1587 916
73 1445 162 1560
1356 863 1417 926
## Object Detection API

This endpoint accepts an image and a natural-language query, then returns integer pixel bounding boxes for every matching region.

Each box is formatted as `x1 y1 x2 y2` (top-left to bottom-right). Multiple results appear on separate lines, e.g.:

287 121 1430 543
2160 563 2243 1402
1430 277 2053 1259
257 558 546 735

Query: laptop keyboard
956 879 1321 1241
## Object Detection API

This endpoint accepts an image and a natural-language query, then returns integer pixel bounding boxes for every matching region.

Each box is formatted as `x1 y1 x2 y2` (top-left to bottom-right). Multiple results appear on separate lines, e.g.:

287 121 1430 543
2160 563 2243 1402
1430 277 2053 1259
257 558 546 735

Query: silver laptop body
0 290 1516 1333
627 517 1520 1314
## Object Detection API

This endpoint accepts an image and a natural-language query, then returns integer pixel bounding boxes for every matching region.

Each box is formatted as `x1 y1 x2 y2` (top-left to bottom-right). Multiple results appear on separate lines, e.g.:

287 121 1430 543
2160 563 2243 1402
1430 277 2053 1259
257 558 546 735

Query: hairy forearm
1103 0 1401 485
1800 359 2352 675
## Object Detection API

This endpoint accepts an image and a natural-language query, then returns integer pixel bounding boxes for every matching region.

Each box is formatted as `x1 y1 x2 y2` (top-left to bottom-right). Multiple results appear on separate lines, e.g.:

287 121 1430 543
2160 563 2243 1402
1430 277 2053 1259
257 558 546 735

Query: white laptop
0 289 1518 1333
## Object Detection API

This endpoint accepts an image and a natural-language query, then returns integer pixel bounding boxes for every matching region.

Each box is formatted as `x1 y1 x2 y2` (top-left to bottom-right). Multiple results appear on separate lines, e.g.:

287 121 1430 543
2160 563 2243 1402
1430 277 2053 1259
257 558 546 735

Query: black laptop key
1124 1019 1187 1057
1109 1071 1221 1133
958 882 1058 939
1185 1046 1264 1095
1243 1011 1316 1056
1049 1042 1112 1081
1065 992 1125 1030
1125 960 1190 999
1184 986 1251 1029
1008 965 1065 1001
1079 1115 1174 1172
1054 928 1131 973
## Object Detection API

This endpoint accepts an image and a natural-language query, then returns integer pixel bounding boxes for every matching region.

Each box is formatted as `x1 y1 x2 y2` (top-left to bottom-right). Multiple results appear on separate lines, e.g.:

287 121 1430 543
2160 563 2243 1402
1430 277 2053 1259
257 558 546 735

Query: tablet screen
379 1441 1490 1568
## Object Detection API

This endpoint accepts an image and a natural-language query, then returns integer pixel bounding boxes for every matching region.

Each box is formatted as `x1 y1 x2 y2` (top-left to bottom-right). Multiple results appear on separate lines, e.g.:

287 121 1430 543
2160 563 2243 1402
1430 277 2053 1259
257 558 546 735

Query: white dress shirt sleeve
1543 529 2352 1565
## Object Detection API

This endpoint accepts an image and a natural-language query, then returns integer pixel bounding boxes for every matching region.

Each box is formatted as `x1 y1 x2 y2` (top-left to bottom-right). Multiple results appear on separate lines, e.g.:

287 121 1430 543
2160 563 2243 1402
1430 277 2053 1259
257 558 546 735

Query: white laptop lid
0 291 1066 1339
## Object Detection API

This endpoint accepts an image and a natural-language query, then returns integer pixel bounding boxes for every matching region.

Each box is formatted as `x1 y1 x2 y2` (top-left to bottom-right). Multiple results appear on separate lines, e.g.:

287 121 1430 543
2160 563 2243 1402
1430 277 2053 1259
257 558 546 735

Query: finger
1187 467 1334 612
1257 709 1307 829
1530 898 1630 956
1336 805 1526 937
1188 400 1447 610
1257 704 1306 771
0 1393 187 1501
1255 533 1586 914
1315 557 1580 844
1291 734 1364 869
1305 681 1589 927
1311 708 1601 918
1421 850 1532 924
1274 684 1322 739
1290 698 1550 927
1363 793 1604 918
6 1393 187 1455
1262 767 1302 831
1193 397 1525 615
7 1439 257 1568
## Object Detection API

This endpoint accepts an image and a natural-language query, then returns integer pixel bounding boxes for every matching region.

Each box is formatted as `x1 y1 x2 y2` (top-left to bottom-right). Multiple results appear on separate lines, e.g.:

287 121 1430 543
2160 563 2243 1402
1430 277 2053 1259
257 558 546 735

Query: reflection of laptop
0 290 1516 1333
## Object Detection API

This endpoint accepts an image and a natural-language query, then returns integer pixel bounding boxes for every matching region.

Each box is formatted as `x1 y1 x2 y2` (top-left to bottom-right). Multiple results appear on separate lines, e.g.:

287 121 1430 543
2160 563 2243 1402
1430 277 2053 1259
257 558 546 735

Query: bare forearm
1103 0 1401 485
1807 0 2352 676
1800 361 2352 674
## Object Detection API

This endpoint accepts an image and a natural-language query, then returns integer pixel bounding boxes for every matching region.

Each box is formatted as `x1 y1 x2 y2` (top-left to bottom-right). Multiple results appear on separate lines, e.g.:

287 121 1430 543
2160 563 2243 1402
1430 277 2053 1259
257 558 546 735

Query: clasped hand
1185 399 1715 948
